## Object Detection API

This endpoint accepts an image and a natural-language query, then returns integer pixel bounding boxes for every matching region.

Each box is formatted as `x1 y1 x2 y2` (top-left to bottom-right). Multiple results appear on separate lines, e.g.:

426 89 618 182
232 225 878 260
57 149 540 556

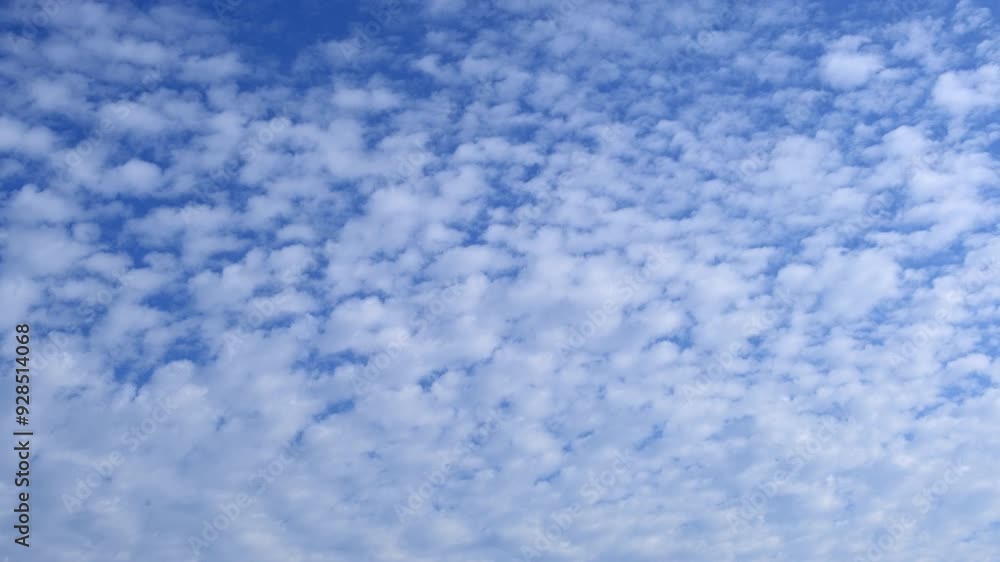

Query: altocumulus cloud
0 0 999 560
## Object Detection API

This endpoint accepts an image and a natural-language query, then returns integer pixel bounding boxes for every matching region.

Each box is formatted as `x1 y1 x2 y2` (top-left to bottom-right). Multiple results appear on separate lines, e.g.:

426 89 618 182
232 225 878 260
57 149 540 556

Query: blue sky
1 0 1000 560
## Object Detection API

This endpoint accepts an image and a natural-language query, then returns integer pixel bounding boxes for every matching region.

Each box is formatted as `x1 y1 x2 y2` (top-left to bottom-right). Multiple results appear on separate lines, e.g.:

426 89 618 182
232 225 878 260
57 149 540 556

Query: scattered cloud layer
1 0 999 561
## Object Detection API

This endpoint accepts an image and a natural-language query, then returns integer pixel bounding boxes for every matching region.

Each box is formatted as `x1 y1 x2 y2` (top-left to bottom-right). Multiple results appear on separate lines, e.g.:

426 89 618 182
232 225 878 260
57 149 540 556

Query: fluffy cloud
1 1 999 561
819 37 885 89
933 63 1000 114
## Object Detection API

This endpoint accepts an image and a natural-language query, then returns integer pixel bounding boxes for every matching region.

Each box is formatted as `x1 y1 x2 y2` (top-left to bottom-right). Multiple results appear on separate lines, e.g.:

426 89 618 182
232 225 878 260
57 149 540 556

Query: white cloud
933 63 1000 115
2 0 999 561
820 49 885 89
